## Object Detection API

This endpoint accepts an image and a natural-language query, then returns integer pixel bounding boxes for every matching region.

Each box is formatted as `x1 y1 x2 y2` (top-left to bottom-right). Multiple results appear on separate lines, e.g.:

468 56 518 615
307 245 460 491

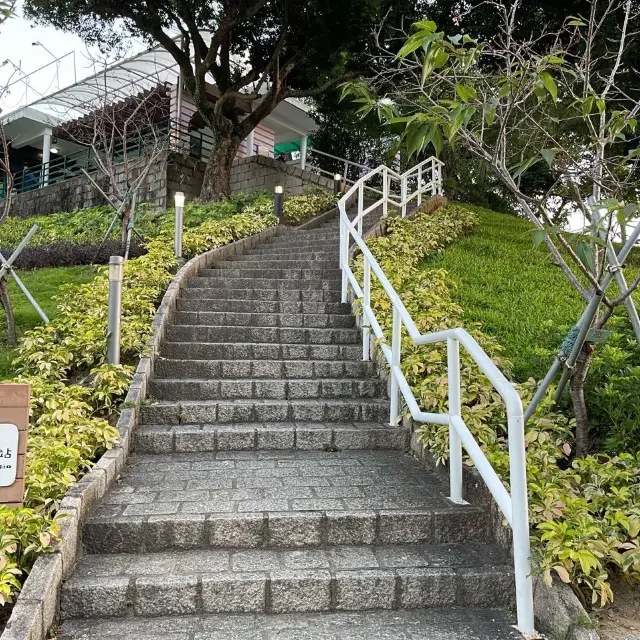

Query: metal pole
274 186 284 222
300 136 307 170
382 168 388 218
508 410 535 634
357 183 364 236
447 336 463 502
362 257 371 361
401 175 407 217
523 358 562 423
107 256 124 365
340 216 349 304
174 192 185 259
389 307 402 425
417 165 423 206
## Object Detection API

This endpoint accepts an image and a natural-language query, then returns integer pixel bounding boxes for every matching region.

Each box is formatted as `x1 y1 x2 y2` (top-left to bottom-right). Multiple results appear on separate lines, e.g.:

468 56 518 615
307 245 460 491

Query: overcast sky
0 2 145 114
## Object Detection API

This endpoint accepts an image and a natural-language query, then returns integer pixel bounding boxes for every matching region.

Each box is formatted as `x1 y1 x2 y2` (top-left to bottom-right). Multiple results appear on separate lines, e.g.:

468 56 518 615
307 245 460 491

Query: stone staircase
58 215 521 639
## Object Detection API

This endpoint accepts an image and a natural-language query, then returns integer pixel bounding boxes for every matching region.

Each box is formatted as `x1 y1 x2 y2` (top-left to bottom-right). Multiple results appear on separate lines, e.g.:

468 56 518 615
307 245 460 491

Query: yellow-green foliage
358 204 640 608
0 202 282 608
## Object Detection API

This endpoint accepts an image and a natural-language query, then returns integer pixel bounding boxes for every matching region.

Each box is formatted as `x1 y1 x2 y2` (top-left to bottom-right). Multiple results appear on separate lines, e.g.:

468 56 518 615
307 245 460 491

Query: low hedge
0 189 334 609
0 191 337 271
356 204 640 608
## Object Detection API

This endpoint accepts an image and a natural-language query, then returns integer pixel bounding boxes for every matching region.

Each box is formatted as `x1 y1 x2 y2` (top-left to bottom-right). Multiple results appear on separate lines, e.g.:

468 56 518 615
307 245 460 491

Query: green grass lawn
425 207 586 381
0 265 96 378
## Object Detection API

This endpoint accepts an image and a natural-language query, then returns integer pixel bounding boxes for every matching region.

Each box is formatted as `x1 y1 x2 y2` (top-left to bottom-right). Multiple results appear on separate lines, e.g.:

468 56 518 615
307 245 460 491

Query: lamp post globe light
334 174 342 195
274 185 284 221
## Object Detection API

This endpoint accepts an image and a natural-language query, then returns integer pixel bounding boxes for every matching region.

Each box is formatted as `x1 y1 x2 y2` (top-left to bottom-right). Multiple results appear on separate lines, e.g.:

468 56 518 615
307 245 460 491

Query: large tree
24 0 404 199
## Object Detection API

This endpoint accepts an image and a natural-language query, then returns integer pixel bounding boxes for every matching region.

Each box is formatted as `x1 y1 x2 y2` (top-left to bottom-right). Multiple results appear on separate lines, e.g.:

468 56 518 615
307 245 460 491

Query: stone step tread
179 289 343 302
149 378 385 401
185 278 342 290
176 300 349 313
224 258 340 266
87 449 478 521
61 545 514 619
203 267 341 275
160 342 363 361
134 421 408 456
154 359 375 379
58 608 521 640
171 312 355 328
165 326 359 346
140 398 390 425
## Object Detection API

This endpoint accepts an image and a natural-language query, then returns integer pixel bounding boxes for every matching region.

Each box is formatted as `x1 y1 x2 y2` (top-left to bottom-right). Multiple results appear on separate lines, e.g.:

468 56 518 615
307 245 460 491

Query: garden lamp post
174 191 185 259
107 256 124 365
334 174 342 195
274 186 284 221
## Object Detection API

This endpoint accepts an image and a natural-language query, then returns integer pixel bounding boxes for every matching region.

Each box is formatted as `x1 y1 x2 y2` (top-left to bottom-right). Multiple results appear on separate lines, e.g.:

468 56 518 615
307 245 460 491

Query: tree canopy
24 0 412 198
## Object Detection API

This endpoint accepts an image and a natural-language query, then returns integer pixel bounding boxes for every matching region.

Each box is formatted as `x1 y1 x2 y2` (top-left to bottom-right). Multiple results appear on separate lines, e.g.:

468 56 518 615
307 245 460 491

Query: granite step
242 248 338 258
165 325 359 345
134 422 407 454
83 450 483 553
149 378 387 402
160 342 364 361
224 257 340 267
61 544 514 619
186 277 341 290
179 287 343 302
175 298 350 314
201 267 342 279
58 608 521 640
153 358 376 379
140 398 390 425
171 311 355 328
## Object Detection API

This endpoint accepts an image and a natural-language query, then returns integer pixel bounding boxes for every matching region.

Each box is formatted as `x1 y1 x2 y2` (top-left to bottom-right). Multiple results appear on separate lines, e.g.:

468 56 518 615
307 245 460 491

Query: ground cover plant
355 203 640 609
0 266 95 378
0 191 332 614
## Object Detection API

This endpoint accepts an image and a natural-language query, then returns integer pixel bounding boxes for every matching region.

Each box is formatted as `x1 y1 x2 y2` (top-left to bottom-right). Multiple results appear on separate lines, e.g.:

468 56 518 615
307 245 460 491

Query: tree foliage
24 0 400 198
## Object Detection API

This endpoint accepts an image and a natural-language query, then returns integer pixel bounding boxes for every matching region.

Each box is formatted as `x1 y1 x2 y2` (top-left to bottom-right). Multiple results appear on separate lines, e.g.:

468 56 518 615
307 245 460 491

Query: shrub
356 204 640 607
0 189 332 608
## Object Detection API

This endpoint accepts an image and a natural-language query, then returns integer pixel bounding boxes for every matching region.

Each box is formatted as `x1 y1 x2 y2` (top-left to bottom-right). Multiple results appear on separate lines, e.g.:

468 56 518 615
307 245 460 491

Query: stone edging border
1 224 287 640
344 203 598 640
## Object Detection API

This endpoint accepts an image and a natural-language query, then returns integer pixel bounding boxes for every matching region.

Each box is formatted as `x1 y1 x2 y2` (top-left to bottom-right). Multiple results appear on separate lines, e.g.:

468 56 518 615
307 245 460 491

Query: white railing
338 159 535 635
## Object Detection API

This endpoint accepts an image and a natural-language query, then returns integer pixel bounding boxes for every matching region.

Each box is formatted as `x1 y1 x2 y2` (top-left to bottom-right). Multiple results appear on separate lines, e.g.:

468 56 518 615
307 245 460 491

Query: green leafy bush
357 204 640 608
0 190 332 608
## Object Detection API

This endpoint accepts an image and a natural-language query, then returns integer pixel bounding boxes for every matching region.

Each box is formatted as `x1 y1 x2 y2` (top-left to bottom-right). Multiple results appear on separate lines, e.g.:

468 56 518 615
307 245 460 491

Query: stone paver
59 608 521 639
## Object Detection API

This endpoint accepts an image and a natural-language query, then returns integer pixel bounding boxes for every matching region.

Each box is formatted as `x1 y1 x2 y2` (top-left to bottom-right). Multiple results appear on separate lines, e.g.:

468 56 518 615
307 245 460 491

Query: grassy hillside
0 265 95 377
425 206 585 381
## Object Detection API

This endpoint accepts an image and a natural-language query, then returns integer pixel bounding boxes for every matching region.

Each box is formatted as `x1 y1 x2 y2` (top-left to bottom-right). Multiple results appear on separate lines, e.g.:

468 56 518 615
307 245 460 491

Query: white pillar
246 129 255 157
300 136 307 170
41 129 52 187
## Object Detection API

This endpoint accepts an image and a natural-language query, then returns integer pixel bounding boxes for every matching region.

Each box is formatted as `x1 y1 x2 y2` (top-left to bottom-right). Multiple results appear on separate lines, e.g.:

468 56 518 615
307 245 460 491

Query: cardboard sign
0 384 30 508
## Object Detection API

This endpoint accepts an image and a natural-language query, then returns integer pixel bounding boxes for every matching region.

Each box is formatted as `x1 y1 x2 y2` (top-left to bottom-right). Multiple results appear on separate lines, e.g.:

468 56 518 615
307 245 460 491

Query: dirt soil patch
594 579 640 640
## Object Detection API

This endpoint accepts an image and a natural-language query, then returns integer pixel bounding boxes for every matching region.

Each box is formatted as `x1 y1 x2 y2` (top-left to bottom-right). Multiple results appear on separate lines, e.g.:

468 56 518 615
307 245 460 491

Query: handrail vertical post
401 175 407 217
362 257 371 361
508 412 535 634
389 307 402 425
431 157 437 195
340 215 348 304
447 336 463 502
382 167 388 218
358 182 364 236
344 159 349 184
417 165 423 206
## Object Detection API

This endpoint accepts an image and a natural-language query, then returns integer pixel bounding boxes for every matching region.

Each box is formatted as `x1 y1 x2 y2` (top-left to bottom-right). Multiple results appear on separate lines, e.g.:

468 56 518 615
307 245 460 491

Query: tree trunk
200 135 242 201
121 201 131 247
570 342 595 457
0 276 17 347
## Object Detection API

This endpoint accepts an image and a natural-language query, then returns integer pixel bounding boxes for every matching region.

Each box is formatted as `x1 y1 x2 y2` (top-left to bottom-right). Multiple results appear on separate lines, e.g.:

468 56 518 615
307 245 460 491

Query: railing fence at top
338 158 535 635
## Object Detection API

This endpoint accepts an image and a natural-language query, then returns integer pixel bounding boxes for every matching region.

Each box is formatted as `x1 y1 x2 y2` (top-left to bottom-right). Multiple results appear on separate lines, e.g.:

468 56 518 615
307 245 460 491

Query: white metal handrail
338 161 535 635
